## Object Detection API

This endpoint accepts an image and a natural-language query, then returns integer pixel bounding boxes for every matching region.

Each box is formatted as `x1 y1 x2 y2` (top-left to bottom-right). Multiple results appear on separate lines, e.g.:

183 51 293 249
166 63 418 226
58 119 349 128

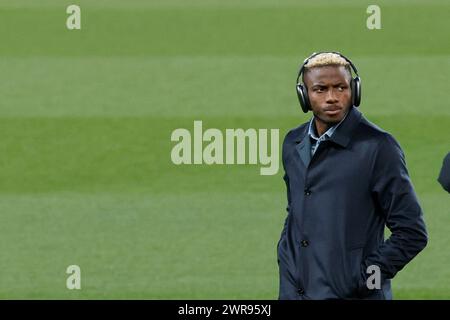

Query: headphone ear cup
352 76 361 107
296 84 311 113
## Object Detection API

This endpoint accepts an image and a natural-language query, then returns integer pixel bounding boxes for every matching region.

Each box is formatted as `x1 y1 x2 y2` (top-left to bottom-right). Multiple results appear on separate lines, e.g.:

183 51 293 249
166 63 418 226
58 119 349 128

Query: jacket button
304 189 311 196
301 240 309 247
298 288 305 295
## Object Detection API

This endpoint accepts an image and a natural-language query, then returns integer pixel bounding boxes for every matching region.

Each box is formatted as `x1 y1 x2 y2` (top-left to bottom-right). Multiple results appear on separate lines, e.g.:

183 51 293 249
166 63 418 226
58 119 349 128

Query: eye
313 86 325 93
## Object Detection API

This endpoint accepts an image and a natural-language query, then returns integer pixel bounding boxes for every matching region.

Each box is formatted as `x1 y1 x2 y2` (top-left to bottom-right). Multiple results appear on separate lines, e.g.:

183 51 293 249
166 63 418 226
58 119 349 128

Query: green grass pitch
0 0 449 299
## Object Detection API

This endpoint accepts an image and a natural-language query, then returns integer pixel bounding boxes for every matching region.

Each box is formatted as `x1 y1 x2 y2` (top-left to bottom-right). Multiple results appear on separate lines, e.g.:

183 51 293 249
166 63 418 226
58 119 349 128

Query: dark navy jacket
277 106 428 300
438 152 450 192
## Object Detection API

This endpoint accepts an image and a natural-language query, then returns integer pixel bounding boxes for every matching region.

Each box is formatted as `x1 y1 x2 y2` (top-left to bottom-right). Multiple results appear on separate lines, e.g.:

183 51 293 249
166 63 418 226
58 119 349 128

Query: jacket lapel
295 130 311 168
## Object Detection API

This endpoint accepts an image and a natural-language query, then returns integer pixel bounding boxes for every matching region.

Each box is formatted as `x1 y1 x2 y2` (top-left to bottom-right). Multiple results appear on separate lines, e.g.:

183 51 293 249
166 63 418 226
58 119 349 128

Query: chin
328 108 349 121
322 114 343 124
314 109 347 125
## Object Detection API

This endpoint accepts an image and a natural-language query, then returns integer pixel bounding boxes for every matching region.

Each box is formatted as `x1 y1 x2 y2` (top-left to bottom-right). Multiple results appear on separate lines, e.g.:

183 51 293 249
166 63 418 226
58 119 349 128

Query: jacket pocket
348 247 364 298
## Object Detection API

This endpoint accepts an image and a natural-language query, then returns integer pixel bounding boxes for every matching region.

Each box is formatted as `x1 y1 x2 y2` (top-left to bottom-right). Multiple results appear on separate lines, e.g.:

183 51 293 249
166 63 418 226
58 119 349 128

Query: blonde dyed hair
304 52 350 70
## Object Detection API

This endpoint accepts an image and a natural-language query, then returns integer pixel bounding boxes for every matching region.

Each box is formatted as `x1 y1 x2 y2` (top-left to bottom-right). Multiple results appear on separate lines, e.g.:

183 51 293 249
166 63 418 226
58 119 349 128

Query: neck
314 118 332 137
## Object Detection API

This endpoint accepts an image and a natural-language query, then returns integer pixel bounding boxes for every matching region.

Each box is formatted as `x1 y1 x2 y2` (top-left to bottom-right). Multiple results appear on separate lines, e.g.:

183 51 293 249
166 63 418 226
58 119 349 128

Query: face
303 65 353 125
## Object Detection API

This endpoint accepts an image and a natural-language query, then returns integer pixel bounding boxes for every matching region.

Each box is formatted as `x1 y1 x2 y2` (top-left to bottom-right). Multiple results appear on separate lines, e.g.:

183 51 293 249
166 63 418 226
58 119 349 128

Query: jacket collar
294 106 362 148
294 107 362 168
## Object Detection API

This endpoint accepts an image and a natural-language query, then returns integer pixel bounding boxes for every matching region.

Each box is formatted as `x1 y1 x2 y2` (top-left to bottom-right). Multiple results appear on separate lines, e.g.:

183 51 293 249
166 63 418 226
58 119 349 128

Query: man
277 52 428 300
438 152 450 192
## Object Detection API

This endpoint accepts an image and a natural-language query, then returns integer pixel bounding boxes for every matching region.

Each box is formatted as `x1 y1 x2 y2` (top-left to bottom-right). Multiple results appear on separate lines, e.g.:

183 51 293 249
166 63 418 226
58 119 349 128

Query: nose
326 89 338 103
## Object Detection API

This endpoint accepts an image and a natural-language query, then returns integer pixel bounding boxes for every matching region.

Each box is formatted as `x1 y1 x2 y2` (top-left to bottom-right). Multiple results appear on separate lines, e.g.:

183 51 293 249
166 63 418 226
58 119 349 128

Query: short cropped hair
303 52 352 81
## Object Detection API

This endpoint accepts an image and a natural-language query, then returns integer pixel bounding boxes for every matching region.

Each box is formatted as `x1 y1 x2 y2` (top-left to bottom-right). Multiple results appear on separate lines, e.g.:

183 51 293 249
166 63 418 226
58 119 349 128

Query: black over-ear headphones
295 51 361 113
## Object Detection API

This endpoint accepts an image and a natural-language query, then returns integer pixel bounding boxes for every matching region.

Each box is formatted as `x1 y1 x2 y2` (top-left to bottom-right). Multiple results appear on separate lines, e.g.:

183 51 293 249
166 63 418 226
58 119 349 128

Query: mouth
323 106 342 116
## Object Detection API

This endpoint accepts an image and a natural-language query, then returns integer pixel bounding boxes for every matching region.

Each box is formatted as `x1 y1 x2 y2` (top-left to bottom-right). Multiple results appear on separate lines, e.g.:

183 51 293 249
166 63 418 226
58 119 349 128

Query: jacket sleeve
279 131 293 244
358 133 428 295
438 152 450 193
